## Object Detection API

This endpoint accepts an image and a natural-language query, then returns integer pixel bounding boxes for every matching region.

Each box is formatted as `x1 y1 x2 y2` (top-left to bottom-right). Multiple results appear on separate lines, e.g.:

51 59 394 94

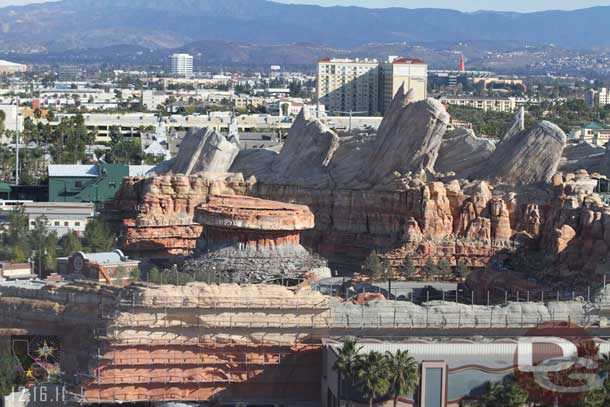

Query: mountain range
0 0 609 55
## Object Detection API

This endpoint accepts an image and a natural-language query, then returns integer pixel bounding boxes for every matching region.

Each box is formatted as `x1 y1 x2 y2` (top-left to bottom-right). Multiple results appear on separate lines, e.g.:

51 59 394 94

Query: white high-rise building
170 54 194 77
316 56 428 115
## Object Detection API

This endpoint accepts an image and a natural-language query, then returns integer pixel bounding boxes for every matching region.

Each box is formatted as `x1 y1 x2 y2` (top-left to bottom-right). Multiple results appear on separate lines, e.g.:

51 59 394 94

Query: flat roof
48 165 99 178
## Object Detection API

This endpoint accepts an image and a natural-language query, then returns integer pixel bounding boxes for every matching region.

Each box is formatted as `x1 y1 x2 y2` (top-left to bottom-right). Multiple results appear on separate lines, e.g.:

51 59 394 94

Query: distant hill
0 0 609 54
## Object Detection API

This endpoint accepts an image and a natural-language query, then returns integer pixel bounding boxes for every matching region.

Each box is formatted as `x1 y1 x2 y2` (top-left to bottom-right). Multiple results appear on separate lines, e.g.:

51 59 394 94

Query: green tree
380 258 393 282
0 209 29 261
472 378 528 407
599 352 610 374
0 341 17 397
28 216 58 276
355 351 390 407
422 258 438 281
0 109 6 137
130 267 141 282
400 255 416 280
454 260 469 281
363 251 384 281
60 231 82 257
107 139 144 164
437 259 452 279
385 350 419 407
333 337 362 407
148 266 162 284
83 218 115 253
109 126 122 144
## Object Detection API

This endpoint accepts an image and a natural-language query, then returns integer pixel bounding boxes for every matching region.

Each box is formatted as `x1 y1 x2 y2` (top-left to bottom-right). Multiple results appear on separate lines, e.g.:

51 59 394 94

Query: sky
0 0 608 12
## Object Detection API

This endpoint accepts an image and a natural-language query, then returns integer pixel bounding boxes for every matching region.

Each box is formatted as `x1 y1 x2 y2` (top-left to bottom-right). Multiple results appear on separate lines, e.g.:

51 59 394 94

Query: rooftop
48 164 99 178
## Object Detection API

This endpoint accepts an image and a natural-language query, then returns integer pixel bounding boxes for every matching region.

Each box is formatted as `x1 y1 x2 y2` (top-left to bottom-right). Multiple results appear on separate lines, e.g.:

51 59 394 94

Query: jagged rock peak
475 120 567 185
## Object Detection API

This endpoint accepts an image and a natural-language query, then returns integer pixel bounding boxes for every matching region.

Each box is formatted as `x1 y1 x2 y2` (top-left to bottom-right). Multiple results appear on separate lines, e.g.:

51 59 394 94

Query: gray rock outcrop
171 127 240 175
559 142 606 174
436 128 496 177
365 86 450 185
269 109 340 184
476 121 567 185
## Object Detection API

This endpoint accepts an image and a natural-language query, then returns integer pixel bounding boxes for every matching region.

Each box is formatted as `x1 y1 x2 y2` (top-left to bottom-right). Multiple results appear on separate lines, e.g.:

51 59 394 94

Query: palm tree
385 350 419 407
333 337 362 406
355 351 390 407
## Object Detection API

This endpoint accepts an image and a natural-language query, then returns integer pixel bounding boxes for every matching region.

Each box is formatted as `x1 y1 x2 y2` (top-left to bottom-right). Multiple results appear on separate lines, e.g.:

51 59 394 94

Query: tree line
334 338 610 407
362 251 469 282
0 210 116 274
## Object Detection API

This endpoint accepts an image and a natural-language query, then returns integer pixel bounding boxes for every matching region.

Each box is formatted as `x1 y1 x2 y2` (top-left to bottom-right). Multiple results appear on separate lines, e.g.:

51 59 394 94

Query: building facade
0 262 34 280
440 96 518 112
569 122 610 146
23 202 94 237
48 164 155 206
585 88 610 109
170 54 194 77
317 56 427 115
380 57 428 114
322 338 609 407
57 250 140 286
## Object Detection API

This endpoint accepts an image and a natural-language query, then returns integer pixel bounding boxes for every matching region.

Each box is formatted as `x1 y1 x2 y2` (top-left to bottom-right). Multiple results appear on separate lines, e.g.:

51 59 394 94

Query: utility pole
14 98 19 185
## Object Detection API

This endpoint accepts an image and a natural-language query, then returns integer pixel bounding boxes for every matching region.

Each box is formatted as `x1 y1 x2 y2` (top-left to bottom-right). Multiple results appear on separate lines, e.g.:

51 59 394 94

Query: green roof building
48 164 154 207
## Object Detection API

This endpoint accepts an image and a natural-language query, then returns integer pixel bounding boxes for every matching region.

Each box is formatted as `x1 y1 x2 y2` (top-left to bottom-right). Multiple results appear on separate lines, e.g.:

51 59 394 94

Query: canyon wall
107 173 255 259
106 89 610 278
110 168 610 278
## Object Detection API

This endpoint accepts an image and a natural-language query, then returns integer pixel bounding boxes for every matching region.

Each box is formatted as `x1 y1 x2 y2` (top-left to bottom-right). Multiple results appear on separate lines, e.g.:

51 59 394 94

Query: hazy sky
0 0 608 12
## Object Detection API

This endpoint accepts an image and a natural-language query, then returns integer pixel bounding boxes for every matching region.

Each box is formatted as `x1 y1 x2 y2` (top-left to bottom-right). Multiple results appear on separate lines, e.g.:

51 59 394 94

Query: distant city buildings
0 60 27 75
57 65 81 82
317 56 428 115
23 202 94 237
585 88 610 108
170 53 194 77
569 122 610 146
439 95 518 112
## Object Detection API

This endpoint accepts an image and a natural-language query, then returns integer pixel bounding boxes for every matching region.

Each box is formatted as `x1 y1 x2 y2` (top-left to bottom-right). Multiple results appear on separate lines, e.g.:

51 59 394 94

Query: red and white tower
459 52 465 72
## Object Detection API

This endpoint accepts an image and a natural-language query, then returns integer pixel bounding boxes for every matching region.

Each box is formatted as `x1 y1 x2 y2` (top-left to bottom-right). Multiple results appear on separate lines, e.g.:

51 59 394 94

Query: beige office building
317 56 427 115
439 96 518 112
585 88 610 108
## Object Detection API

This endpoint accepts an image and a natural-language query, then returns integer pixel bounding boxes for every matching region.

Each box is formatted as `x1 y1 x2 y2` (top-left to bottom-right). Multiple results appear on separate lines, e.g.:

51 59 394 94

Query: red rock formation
107 174 255 258
109 170 610 278
195 195 314 253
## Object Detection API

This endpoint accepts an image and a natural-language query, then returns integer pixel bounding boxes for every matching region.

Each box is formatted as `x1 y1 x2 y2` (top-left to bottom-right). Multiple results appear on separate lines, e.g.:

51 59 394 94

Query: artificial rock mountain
108 87 610 281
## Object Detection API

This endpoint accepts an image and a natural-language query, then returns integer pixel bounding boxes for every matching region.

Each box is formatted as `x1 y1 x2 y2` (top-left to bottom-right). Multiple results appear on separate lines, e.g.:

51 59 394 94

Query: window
75 222 81 227
74 181 82 188
30 221 35 226
54 221 60 226
64 222 69 226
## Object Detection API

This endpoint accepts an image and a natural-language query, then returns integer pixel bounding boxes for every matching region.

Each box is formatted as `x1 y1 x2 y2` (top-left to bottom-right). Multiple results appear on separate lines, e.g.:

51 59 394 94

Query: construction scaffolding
78 285 329 404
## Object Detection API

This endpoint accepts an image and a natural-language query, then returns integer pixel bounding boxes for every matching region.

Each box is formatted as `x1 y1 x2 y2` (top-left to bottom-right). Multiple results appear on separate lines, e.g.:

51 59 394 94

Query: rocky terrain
108 87 610 285
188 195 330 282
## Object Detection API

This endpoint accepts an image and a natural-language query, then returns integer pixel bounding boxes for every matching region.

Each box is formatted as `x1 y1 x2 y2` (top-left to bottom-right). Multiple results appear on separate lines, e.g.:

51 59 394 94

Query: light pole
14 98 20 185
